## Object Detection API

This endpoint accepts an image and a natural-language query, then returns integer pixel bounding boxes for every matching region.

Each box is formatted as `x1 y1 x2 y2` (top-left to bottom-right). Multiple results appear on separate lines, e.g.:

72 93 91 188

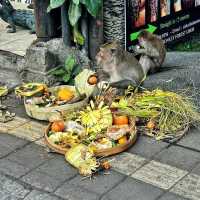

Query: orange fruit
57 88 74 101
113 115 129 125
118 135 128 145
146 120 156 129
101 160 111 170
51 120 65 132
88 75 98 85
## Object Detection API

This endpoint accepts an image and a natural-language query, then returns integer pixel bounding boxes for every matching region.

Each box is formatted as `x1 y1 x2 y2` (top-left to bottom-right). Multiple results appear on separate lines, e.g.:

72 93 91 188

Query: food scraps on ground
0 86 8 97
0 105 15 123
0 86 15 123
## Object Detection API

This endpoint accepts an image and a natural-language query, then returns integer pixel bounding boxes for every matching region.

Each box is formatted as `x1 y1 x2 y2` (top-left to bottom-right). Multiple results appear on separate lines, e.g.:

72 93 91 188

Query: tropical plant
47 0 102 45
48 55 81 85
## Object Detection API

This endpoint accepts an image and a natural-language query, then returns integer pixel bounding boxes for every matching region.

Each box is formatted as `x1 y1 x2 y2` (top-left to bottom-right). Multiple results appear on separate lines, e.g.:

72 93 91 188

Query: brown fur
136 30 166 74
96 41 145 86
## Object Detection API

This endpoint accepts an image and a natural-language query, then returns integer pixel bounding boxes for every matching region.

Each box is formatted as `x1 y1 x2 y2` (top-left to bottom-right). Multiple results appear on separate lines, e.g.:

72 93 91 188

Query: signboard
126 0 200 52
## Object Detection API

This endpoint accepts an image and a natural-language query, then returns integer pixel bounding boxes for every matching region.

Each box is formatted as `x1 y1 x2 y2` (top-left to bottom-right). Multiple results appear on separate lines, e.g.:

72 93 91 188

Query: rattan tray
44 123 137 157
24 85 88 121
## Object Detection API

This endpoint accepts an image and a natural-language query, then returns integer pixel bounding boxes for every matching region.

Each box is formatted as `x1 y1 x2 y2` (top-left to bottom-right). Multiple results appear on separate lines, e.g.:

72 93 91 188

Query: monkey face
138 36 146 48
96 47 114 65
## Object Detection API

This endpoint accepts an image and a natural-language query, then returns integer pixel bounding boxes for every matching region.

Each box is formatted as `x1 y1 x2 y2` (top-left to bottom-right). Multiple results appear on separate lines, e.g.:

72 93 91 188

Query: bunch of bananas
79 100 113 137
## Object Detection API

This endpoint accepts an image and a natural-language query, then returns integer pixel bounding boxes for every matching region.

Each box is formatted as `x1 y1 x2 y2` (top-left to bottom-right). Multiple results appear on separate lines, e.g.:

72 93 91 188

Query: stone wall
0 50 24 88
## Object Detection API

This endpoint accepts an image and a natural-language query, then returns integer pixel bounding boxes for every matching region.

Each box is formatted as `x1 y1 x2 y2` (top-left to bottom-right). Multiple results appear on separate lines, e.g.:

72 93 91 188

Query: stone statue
0 0 35 33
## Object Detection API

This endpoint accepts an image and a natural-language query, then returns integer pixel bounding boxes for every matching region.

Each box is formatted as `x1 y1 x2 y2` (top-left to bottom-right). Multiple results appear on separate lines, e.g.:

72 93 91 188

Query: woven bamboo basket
24 85 88 121
44 119 137 157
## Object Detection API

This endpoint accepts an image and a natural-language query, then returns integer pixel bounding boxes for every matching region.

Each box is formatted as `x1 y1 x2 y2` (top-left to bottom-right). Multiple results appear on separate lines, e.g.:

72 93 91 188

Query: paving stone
158 192 189 200
6 143 53 169
171 173 200 200
0 132 28 150
66 170 125 195
21 170 63 192
111 152 147 175
128 135 169 159
0 132 28 158
178 127 200 151
0 116 29 132
34 138 46 147
0 190 22 200
101 177 164 200
192 162 200 176
24 190 61 200
0 173 30 199
0 144 14 158
0 158 30 178
131 160 188 190
55 184 99 200
154 145 200 171
36 155 77 182
8 120 46 142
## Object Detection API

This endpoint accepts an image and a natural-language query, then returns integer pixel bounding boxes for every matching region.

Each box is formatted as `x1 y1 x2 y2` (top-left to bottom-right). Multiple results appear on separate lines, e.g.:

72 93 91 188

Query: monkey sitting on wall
96 41 145 90
134 30 166 75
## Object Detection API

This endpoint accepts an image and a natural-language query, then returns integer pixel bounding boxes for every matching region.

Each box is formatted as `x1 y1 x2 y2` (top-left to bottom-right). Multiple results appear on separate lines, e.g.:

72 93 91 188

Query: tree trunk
81 9 89 56
61 1 71 46
34 0 58 41
88 3 104 61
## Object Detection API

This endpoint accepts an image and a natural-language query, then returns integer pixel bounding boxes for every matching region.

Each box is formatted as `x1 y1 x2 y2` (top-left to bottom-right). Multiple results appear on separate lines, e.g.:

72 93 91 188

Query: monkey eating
96 41 145 90
134 30 166 75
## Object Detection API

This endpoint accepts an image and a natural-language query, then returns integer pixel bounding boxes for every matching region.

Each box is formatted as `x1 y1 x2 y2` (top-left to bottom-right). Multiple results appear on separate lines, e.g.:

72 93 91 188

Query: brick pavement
0 94 200 199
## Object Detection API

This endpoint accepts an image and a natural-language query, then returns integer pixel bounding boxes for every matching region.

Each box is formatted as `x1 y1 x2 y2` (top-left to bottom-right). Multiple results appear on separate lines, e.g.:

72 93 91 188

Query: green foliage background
47 0 102 45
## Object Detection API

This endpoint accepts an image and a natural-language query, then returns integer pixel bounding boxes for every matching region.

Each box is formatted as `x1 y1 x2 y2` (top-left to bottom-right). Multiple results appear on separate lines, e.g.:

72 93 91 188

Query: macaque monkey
134 30 166 74
96 41 145 89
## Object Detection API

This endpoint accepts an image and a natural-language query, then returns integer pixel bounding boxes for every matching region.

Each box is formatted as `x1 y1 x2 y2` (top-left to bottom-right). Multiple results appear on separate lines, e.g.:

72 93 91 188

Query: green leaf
68 1 82 26
48 66 65 75
80 0 102 17
47 0 65 12
68 78 75 85
51 69 66 76
73 25 85 45
65 56 76 72
62 74 71 82
72 64 82 76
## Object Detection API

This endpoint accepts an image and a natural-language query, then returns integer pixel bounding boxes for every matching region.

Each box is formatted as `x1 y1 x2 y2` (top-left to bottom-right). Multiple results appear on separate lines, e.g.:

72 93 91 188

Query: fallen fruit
57 88 74 101
147 120 156 129
113 115 129 125
88 75 98 85
118 135 128 145
51 120 65 132
101 160 111 170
